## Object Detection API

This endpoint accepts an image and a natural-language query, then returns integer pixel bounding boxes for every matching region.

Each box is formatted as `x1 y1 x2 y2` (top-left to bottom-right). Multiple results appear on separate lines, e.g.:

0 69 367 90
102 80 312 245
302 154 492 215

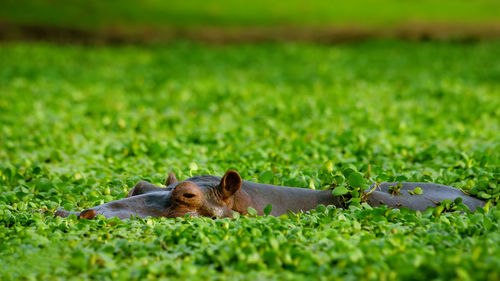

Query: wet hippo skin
54 170 485 220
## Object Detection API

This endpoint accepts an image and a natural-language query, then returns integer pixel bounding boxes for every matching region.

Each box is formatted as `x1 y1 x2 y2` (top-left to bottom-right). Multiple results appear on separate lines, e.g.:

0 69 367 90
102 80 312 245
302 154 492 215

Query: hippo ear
219 170 242 198
165 172 178 186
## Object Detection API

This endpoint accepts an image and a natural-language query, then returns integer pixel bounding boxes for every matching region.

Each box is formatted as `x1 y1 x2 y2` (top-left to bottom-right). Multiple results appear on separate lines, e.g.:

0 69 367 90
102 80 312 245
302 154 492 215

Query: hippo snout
54 209 80 218
54 191 174 220
54 209 97 219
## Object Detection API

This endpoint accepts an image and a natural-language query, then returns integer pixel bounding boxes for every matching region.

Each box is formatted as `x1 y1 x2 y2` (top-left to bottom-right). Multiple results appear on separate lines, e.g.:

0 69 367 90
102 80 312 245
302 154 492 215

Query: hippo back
366 182 485 211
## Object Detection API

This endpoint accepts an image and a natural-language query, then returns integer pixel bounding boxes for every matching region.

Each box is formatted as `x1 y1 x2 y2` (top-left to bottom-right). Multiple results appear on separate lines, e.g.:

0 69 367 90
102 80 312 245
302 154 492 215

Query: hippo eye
183 193 196 198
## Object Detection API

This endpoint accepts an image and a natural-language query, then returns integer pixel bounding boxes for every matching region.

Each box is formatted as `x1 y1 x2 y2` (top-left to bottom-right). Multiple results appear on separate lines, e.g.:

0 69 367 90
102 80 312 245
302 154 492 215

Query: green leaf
33 166 42 175
232 211 240 219
258 171 274 183
247 207 258 217
408 187 423 195
324 160 334 174
315 204 326 212
347 172 364 188
333 175 344 185
308 179 316 190
349 198 361 207
332 186 349 196
361 202 372 209
478 192 491 199
350 190 359 198
263 204 273 216
189 162 198 172
342 167 355 178
434 205 445 216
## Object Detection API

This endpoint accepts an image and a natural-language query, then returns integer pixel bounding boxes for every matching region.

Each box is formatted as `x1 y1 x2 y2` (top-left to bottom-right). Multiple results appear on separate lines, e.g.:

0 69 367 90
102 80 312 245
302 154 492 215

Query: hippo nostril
183 193 196 198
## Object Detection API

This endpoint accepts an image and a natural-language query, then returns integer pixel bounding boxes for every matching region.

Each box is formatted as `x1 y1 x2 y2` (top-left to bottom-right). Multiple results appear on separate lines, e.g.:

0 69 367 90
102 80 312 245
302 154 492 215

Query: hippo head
55 170 250 220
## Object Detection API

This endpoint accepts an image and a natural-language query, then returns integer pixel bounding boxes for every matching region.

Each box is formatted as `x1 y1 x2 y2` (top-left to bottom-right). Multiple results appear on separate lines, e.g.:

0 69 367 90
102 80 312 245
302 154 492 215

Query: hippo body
55 171 485 220
366 182 484 211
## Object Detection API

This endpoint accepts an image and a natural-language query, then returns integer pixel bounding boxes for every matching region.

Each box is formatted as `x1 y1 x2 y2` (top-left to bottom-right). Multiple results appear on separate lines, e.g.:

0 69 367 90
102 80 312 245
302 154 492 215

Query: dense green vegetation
2 0 500 30
1 41 499 280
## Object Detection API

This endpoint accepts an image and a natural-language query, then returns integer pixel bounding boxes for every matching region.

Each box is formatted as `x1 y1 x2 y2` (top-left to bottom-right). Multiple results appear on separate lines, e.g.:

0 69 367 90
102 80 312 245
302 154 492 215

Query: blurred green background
1 0 499 40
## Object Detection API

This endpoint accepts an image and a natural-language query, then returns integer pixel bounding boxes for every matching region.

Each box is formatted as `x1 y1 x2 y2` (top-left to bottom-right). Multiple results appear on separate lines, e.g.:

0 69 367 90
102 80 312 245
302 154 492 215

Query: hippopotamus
54 170 485 220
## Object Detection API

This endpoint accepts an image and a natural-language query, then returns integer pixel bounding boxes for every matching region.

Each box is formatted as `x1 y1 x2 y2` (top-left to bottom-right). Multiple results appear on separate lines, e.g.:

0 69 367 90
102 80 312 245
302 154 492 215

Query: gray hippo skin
55 170 485 220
